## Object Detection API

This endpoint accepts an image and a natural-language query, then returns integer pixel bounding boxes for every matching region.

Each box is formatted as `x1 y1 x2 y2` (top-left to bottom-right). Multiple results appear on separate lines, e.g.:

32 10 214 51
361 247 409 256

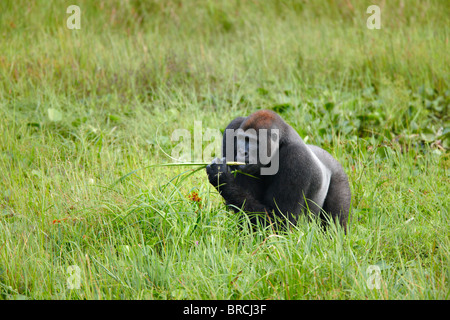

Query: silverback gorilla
206 110 351 231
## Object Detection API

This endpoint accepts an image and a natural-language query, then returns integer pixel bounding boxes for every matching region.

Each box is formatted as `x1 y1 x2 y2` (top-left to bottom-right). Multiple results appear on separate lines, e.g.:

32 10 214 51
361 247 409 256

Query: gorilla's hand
206 157 231 189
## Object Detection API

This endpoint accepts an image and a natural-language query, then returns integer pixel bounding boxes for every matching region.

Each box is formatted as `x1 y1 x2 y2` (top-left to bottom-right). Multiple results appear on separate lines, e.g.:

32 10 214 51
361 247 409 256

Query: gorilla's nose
237 149 248 163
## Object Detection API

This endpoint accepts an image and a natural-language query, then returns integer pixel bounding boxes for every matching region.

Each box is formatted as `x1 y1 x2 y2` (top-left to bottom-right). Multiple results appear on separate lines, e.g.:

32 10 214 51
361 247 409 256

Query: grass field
0 0 449 300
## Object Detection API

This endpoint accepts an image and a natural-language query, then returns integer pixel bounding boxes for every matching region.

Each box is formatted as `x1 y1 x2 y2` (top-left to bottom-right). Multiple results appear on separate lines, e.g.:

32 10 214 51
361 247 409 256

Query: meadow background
0 0 448 299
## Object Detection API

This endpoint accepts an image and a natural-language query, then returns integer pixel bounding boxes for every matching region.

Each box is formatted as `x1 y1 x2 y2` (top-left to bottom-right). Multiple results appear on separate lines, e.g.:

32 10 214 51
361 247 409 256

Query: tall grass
0 0 448 299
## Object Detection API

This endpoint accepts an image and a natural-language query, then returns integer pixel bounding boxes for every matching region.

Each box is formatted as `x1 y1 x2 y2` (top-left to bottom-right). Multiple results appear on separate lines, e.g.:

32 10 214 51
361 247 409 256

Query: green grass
0 0 449 299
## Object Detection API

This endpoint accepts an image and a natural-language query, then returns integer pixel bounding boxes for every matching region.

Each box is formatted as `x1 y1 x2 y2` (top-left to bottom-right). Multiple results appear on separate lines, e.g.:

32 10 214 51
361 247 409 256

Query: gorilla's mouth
236 163 261 175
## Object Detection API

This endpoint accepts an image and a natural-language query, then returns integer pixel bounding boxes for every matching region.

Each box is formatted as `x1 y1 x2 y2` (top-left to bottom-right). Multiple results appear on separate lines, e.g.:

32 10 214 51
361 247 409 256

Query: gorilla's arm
206 159 271 216
211 116 272 217
262 143 322 222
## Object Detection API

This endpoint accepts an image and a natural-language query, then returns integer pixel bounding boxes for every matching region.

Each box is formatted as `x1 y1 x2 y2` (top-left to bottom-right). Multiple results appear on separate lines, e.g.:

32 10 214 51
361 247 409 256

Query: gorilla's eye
244 139 250 157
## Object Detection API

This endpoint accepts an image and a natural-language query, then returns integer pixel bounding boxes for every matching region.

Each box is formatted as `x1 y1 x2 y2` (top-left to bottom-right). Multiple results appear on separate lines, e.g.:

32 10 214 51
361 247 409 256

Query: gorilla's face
235 128 280 176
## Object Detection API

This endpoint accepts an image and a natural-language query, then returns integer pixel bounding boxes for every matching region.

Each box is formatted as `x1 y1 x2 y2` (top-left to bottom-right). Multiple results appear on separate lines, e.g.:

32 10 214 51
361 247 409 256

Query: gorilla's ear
259 128 280 176
270 129 280 155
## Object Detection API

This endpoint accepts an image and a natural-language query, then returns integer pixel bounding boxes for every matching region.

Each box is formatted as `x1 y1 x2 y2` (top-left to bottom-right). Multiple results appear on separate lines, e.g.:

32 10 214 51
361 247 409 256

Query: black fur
206 110 351 231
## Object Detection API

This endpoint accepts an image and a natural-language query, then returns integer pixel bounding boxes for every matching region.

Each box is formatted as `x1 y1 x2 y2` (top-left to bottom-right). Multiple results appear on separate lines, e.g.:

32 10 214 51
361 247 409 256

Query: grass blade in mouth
111 161 246 187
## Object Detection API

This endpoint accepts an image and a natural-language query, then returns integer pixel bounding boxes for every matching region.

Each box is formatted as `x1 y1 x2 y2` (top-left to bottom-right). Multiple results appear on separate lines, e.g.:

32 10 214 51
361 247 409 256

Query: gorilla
206 110 351 231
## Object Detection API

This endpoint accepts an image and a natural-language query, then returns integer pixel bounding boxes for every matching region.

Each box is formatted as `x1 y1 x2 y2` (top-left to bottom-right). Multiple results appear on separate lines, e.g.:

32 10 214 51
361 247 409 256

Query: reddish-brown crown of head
242 110 280 130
